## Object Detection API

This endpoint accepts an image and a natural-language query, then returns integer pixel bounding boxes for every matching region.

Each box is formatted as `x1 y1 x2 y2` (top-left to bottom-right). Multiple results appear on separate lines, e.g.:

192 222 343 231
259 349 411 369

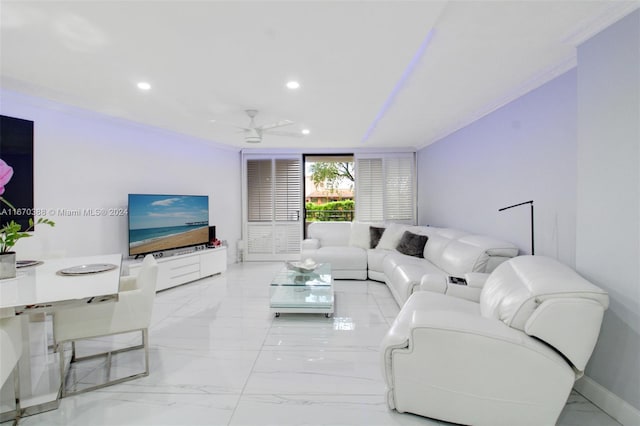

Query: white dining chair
0 316 22 425
54 254 158 397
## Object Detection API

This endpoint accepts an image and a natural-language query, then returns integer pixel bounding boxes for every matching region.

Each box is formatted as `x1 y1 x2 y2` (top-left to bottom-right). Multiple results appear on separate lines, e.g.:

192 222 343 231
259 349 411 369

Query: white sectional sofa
301 221 519 306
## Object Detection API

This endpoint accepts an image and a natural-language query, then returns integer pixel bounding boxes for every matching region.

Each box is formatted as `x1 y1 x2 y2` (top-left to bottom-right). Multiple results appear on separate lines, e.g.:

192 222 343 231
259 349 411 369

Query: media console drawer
164 256 200 271
126 247 227 292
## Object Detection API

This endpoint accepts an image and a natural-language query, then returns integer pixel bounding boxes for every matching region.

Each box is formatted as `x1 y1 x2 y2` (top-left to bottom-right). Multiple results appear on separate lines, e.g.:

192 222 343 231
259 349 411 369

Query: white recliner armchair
380 255 609 426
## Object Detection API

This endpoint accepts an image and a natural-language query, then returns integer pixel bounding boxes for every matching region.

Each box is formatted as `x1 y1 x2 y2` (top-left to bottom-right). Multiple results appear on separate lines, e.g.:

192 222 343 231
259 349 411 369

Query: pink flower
0 159 14 195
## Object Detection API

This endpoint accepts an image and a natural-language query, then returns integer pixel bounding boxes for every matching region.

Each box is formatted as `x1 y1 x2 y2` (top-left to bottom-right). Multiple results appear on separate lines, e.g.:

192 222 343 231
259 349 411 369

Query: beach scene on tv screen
129 195 209 255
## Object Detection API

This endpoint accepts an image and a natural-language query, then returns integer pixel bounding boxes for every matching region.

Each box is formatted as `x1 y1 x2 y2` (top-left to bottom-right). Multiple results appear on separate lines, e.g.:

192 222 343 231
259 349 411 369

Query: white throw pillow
349 221 373 249
376 223 410 250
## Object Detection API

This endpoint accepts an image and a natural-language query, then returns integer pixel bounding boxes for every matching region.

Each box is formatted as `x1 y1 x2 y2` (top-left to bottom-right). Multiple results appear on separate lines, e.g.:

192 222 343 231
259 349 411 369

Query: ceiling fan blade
259 120 294 131
263 130 303 138
211 120 249 131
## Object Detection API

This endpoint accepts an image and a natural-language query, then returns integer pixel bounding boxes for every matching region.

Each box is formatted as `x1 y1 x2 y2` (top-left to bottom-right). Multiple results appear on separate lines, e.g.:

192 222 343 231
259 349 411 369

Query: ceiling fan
235 109 301 143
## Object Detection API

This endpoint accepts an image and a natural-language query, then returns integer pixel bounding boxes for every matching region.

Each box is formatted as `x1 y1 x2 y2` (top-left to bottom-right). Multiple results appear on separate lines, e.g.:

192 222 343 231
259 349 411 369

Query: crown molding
561 1 640 47
418 54 577 150
417 3 640 151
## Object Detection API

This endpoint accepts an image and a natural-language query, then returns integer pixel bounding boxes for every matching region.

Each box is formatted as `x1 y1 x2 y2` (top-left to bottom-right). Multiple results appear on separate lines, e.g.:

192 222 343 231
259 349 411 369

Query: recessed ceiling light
286 80 300 90
137 82 151 91
302 129 310 135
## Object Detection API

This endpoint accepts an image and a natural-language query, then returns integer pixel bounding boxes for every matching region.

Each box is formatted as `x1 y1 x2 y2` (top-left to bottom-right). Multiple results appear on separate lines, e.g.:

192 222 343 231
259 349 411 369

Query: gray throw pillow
396 231 429 258
369 226 386 249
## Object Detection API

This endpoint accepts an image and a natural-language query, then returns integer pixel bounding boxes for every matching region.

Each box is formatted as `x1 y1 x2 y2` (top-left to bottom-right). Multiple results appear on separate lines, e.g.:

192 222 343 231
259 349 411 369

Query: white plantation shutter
274 159 302 222
246 224 273 254
275 223 302 254
384 156 415 221
247 159 273 221
355 153 415 224
244 154 303 260
355 158 384 222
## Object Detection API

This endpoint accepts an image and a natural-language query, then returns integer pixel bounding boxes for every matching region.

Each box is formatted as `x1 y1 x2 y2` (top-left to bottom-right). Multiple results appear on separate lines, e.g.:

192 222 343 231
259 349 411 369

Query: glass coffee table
270 263 334 317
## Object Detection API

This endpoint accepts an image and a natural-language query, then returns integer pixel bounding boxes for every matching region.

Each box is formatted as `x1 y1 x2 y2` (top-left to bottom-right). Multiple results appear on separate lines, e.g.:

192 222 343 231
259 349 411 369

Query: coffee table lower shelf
269 287 334 317
270 307 333 318
269 263 334 318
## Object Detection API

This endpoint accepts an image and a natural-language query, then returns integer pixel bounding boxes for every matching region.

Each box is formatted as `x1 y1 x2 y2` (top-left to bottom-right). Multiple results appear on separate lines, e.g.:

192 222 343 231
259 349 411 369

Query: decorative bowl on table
286 259 318 273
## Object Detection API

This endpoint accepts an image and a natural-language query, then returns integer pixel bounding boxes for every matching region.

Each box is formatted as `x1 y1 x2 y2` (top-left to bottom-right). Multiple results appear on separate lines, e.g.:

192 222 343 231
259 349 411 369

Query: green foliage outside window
305 200 354 222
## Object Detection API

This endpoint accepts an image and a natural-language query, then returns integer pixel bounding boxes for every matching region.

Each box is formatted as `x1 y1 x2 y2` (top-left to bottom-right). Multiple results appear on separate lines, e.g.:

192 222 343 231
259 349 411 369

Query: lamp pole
498 200 534 255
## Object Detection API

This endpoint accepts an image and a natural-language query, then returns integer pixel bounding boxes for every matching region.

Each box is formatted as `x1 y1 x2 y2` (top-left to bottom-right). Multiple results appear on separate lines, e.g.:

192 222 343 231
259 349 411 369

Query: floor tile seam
258 348 382 353
236 392 386 396
146 346 264 358
87 389 245 396
225 278 276 426
149 301 194 330
370 290 396 328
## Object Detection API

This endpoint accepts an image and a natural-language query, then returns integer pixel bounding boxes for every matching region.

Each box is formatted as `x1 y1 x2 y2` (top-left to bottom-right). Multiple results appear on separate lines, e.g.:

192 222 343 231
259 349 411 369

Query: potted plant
0 218 55 279
0 158 56 278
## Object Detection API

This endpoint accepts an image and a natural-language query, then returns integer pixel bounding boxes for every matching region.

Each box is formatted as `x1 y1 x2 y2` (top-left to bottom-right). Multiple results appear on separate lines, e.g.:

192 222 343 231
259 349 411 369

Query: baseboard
574 375 640 426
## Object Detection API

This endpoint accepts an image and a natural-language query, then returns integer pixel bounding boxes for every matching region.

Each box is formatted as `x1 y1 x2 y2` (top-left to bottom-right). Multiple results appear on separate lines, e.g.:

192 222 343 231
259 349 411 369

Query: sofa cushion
396 231 428 258
367 248 392 274
433 228 469 240
437 240 490 275
423 234 454 263
383 253 442 284
369 226 386 248
457 235 520 258
377 223 409 250
315 246 367 271
308 222 351 247
349 221 377 249
389 263 448 306
383 252 422 280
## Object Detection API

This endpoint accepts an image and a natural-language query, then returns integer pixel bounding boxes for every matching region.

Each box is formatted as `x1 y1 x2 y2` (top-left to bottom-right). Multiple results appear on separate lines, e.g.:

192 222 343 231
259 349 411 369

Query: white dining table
0 253 122 419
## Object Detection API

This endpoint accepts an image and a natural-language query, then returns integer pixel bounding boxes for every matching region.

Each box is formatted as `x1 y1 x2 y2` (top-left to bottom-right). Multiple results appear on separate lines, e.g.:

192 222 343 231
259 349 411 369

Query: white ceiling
1 1 638 151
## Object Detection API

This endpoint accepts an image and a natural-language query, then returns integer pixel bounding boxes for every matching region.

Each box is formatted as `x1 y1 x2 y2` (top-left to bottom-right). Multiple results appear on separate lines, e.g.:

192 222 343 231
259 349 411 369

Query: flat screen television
128 194 209 257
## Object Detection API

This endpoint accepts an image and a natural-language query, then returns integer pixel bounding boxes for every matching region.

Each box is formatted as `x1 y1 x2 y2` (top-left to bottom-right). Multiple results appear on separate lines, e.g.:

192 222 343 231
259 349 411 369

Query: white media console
126 246 227 292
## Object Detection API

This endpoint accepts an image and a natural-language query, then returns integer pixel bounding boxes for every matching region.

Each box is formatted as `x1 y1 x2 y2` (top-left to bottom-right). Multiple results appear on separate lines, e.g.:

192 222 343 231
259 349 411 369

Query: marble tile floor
4 262 621 426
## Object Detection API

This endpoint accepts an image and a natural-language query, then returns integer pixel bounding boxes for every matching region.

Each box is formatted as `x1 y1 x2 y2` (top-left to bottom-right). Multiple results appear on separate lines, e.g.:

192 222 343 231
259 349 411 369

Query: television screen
128 194 209 256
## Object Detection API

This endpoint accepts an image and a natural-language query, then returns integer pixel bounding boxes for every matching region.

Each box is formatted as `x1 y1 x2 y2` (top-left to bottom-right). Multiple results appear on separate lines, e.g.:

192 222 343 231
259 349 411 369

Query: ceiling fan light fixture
286 80 300 90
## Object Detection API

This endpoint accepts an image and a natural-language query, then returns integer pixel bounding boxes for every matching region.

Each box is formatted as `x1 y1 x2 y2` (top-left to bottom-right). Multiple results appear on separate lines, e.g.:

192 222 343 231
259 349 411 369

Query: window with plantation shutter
384 156 415 221
354 158 384 222
247 159 273 222
355 153 415 224
243 154 303 261
274 159 302 222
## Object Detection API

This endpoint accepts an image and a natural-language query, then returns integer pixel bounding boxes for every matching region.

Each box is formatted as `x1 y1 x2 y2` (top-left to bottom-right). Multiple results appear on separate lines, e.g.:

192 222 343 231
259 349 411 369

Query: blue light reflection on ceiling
361 29 435 144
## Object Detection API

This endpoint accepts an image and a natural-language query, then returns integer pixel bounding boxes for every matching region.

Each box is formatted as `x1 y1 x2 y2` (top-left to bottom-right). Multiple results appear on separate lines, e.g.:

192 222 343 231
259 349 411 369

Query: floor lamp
498 200 535 255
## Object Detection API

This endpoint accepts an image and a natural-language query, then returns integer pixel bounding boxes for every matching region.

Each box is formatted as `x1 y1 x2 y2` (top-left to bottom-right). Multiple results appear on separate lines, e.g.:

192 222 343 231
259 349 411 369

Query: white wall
1 89 242 261
417 69 578 266
576 10 640 412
